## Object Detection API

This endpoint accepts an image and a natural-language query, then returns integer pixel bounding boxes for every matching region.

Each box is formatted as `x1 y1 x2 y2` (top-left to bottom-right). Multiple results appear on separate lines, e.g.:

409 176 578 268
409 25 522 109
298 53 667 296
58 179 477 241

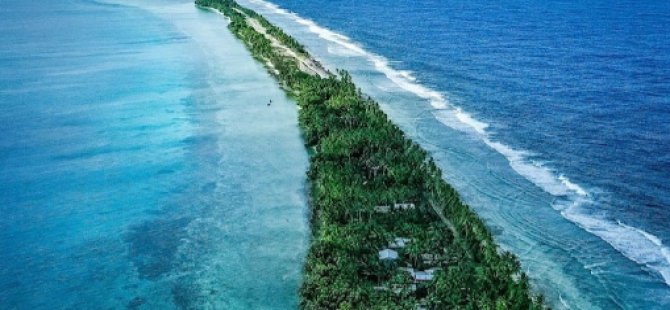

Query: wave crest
562 204 670 286
241 0 669 288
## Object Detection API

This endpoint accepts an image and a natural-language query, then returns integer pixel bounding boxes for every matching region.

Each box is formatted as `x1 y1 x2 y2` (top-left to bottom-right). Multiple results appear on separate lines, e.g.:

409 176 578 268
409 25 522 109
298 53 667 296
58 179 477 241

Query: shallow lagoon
0 0 308 308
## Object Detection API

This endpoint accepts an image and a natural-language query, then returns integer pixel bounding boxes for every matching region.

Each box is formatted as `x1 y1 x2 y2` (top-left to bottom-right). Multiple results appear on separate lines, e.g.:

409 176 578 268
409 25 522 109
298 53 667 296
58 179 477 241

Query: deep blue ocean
236 0 670 308
1 0 669 309
0 0 309 308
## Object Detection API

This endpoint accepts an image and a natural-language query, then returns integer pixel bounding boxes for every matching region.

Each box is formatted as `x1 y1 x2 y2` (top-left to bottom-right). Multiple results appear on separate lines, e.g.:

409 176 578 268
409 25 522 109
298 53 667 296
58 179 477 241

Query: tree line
196 0 546 308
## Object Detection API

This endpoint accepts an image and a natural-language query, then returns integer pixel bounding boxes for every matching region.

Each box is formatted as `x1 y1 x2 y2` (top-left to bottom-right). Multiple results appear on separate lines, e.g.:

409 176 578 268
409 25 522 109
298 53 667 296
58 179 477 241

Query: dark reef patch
124 216 192 280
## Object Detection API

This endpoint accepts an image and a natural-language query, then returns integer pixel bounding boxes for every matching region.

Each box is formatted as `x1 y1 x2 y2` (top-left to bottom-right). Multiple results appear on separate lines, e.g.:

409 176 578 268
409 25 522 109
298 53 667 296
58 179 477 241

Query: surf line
238 0 670 289
197 0 546 307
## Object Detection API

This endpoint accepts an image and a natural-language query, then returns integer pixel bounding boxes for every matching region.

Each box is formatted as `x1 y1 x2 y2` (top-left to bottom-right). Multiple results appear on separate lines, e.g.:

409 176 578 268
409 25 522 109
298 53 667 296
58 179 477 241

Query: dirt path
234 8 330 78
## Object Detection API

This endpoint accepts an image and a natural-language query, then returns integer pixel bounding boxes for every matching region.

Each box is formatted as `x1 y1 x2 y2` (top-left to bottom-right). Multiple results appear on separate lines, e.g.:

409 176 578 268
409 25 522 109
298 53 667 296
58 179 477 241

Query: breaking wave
242 0 670 287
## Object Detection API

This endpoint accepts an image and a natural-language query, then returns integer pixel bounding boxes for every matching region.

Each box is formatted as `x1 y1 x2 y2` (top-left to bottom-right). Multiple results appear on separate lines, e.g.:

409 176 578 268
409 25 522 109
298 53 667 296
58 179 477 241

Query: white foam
243 0 588 198
559 175 588 197
241 0 670 288
562 204 670 286
243 0 590 201
368 54 448 109
326 45 361 57
625 222 664 247
454 108 489 135
398 70 417 82
248 0 591 201
583 261 608 270
663 247 670 263
247 0 448 109
559 294 572 309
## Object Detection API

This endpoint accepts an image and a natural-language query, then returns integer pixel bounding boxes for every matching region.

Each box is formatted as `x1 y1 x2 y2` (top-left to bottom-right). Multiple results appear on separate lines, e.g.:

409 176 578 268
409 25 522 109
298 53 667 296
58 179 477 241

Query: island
195 0 546 308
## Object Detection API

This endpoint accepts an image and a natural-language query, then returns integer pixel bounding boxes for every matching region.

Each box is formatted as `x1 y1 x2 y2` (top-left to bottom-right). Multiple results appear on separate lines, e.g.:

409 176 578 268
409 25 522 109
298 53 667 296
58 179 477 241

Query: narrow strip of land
232 8 330 78
196 0 545 309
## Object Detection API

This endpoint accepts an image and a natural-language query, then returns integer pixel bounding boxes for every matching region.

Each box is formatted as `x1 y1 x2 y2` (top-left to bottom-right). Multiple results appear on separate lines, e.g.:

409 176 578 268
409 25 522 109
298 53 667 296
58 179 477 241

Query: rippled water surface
0 0 308 308
237 0 670 308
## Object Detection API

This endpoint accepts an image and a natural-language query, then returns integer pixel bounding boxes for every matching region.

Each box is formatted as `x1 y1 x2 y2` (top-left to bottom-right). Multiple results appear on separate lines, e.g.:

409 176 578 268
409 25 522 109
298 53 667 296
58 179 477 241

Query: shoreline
231 1 670 308
196 0 545 308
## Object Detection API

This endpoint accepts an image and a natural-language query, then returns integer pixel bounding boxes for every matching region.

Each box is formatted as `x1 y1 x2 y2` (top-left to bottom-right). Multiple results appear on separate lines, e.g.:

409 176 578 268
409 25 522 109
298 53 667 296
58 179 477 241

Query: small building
413 271 434 282
394 203 416 211
379 248 399 261
389 237 411 249
374 205 391 213
400 267 439 282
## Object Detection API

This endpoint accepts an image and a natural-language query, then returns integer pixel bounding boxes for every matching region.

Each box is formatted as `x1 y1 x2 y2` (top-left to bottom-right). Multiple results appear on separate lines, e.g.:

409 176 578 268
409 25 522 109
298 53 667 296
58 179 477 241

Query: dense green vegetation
196 0 546 308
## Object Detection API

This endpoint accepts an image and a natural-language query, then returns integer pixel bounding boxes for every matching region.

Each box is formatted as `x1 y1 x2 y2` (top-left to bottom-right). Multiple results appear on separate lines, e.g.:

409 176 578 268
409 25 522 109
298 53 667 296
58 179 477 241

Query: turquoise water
0 0 308 308
237 0 670 309
4 0 669 308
